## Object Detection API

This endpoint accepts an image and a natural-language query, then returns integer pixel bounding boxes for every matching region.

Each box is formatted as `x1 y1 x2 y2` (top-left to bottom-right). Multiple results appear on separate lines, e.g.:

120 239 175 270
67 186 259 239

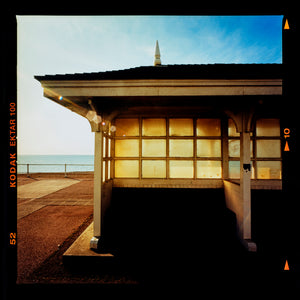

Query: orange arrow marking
284 141 290 152
284 19 290 30
284 260 290 271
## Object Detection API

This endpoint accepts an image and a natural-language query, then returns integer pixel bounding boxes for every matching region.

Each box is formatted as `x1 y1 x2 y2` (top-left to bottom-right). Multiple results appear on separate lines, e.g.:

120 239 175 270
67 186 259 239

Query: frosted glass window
114 160 139 178
142 119 166 136
108 138 111 157
197 119 221 136
103 137 106 158
115 139 139 157
142 140 166 157
257 161 281 179
228 161 254 179
103 161 106 182
229 161 240 179
169 139 193 157
197 161 222 178
228 119 239 137
197 140 221 157
256 140 281 158
229 139 240 157
142 160 166 178
256 119 280 136
115 119 139 136
169 160 193 178
228 140 253 158
169 119 194 136
108 161 111 179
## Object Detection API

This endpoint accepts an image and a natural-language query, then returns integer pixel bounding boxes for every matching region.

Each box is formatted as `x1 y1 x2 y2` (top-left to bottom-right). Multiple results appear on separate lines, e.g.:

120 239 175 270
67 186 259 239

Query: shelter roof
35 64 283 81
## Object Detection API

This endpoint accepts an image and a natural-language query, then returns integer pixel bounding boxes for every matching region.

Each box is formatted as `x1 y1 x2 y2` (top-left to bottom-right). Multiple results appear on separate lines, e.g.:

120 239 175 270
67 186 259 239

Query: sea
17 155 94 174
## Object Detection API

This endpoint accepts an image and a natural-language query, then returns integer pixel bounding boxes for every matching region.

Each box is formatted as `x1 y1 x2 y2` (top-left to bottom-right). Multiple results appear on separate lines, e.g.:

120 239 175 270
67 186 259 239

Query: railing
17 163 94 177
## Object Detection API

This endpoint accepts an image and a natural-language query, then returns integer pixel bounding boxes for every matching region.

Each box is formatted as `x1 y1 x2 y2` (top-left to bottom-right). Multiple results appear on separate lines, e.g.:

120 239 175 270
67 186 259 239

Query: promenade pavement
17 174 94 283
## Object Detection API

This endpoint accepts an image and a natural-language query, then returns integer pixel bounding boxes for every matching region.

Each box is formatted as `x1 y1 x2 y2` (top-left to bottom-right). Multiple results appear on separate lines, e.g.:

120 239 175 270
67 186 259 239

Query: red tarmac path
17 174 94 284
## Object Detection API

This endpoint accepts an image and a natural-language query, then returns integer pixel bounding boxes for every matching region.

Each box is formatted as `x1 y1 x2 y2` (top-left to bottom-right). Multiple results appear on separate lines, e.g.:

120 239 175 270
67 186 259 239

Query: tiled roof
35 64 283 81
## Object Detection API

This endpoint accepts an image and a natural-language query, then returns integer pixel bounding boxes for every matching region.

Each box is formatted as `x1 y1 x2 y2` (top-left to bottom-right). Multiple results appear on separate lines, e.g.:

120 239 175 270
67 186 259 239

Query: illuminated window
229 161 240 179
197 161 221 178
169 160 193 178
115 140 139 157
197 140 221 157
114 160 139 178
197 119 221 136
115 118 139 136
103 137 106 158
256 140 281 158
108 138 111 157
142 140 166 157
108 161 111 179
169 139 193 157
228 140 253 158
142 118 166 136
142 160 166 178
228 161 254 179
256 119 280 136
102 161 106 182
257 161 281 179
169 119 193 136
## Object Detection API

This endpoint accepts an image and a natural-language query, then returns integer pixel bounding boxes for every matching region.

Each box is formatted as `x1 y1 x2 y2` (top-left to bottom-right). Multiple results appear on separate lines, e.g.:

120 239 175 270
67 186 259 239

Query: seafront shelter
35 45 284 253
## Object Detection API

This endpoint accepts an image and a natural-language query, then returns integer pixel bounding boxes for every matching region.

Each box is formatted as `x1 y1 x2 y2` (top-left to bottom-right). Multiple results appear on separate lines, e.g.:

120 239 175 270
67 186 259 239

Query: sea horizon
17 154 94 174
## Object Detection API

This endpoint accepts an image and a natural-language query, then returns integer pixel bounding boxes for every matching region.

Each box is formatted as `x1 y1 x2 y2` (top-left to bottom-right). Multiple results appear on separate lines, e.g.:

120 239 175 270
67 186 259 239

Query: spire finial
154 40 161 66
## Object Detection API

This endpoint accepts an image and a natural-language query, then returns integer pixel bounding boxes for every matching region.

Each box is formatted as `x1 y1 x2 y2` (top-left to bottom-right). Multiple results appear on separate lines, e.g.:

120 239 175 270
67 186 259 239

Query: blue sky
17 15 283 155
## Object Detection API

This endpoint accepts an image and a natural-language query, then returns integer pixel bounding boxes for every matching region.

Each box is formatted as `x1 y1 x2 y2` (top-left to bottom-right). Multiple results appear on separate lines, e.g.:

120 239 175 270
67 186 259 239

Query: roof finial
154 40 161 66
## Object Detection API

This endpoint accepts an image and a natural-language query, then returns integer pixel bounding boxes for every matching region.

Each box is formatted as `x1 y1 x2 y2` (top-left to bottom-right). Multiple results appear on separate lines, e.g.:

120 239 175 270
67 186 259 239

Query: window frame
113 117 222 179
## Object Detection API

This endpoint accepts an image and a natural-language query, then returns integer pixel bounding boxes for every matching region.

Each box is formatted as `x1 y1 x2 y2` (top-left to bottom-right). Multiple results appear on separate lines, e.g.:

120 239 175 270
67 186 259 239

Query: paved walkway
17 175 94 283
17 179 78 199
17 178 93 220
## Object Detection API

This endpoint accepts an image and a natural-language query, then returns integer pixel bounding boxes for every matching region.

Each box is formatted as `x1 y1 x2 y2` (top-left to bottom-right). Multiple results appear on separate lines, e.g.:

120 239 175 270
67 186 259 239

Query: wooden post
90 130 103 249
240 130 251 240
225 110 256 251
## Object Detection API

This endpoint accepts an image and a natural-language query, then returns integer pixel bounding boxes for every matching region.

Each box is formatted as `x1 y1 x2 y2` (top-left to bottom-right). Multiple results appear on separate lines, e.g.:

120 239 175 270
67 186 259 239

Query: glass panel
169 139 193 157
108 161 111 179
102 161 106 182
169 118 194 136
169 160 193 178
103 137 106 158
108 138 111 157
115 139 139 157
228 140 253 158
229 161 240 179
142 160 166 178
197 161 222 178
256 119 280 136
197 140 221 157
115 118 139 136
256 140 281 158
114 160 139 178
142 119 166 136
142 140 166 157
228 119 239 137
228 161 254 179
228 139 240 157
257 161 281 179
197 119 221 136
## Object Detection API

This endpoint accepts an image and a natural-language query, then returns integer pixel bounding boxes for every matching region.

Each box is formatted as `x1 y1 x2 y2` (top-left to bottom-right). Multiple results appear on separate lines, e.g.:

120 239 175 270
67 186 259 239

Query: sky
17 15 283 155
